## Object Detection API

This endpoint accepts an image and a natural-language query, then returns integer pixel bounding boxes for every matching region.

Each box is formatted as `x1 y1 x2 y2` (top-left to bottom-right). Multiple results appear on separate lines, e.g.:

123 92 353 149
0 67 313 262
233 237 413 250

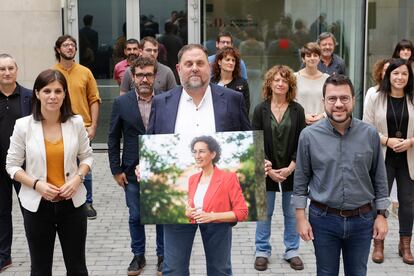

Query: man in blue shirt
292 74 389 276
317 32 346 75
208 31 248 80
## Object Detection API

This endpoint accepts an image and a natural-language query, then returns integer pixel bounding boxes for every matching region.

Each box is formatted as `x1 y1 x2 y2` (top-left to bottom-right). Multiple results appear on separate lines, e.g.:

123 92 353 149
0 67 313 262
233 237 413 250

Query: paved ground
3 152 414 275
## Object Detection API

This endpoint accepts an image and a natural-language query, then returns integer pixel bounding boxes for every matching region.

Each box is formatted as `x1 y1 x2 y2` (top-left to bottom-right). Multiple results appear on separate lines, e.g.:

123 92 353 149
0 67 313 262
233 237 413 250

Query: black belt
311 201 372 218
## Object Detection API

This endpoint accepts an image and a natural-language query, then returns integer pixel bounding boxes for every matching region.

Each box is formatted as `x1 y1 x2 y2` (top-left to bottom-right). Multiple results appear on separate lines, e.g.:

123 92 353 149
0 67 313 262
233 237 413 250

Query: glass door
74 0 126 146
201 0 366 117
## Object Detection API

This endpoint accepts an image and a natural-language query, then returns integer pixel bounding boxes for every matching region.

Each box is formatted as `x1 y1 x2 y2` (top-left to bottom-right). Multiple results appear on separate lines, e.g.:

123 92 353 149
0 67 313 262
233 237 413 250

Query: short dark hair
83 14 93 26
300 42 321 59
380 58 414 103
190 136 221 164
211 47 241 82
130 56 157 75
54 35 77 61
140 36 158 48
392 39 414 62
32 69 74 122
125 38 140 49
322 74 355 97
317 32 337 45
177 44 208 63
216 31 233 43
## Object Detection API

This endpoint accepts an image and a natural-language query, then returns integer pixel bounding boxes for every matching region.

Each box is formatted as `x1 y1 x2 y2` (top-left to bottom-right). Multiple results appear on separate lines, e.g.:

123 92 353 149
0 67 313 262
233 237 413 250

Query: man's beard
127 54 138 63
325 109 352 124
181 76 205 90
60 52 75 61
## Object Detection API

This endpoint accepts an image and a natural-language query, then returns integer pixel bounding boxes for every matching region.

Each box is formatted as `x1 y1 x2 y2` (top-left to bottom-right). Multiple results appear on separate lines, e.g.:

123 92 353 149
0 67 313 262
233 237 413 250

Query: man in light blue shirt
208 31 248 80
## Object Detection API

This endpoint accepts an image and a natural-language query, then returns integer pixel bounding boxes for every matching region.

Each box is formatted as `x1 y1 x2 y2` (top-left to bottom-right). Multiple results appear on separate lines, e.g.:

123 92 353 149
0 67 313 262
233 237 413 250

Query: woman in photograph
295 42 329 125
186 135 248 224
6 69 93 275
364 58 414 265
253 65 306 271
182 135 248 275
211 46 250 113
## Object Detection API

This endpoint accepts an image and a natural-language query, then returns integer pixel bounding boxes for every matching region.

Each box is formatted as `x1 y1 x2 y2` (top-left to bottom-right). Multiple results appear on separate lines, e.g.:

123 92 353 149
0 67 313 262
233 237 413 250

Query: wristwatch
377 209 389 218
77 173 85 183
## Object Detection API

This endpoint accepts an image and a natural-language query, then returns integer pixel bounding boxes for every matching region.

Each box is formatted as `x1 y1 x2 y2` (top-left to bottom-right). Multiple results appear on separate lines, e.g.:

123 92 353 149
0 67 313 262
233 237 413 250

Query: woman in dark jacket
253 65 306 271
211 46 250 113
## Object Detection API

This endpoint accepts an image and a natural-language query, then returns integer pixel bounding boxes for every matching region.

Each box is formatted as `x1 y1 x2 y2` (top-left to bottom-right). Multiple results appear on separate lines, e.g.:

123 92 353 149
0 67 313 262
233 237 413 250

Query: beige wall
0 0 61 89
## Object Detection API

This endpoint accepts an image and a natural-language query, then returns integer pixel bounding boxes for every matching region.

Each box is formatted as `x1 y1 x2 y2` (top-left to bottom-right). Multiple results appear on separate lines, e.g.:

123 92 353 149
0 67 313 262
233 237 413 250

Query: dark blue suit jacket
107 90 146 179
19 83 32 116
147 83 251 134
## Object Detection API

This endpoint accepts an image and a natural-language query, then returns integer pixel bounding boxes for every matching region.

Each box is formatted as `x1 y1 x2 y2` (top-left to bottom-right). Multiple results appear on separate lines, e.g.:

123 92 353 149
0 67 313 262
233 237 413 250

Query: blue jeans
309 203 375 276
84 170 93 203
255 191 299 260
163 223 232 276
125 180 163 256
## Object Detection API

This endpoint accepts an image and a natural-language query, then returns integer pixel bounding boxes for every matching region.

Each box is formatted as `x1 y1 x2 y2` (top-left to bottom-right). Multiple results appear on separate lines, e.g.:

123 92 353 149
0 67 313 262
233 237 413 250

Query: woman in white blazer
364 58 414 265
6 69 93 276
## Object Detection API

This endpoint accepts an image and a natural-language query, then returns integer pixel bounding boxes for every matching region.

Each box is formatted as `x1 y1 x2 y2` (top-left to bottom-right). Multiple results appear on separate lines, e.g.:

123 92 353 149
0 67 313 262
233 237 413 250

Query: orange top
45 138 65 187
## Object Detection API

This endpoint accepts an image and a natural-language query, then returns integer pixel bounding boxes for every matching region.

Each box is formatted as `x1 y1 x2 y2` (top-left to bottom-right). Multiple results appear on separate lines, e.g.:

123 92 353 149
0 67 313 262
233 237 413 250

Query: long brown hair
211 47 241 82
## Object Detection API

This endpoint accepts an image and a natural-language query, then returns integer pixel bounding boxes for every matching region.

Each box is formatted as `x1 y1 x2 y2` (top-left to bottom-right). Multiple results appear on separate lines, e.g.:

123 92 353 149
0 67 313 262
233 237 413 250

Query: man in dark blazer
107 56 163 276
0 53 31 273
147 44 250 276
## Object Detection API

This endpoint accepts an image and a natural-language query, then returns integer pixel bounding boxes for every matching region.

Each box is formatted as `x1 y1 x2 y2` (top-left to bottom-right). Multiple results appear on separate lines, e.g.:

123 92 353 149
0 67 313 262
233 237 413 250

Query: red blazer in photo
187 166 248 223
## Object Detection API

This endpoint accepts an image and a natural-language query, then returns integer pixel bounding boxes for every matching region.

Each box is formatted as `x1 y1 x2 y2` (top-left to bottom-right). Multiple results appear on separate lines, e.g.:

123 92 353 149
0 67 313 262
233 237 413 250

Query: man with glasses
208 31 248 80
53 35 101 220
120 36 176 95
108 56 163 276
292 74 390 276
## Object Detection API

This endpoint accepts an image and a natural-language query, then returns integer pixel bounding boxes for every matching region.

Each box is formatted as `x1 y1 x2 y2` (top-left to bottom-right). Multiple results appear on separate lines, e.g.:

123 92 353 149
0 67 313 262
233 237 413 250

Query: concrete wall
0 0 61 89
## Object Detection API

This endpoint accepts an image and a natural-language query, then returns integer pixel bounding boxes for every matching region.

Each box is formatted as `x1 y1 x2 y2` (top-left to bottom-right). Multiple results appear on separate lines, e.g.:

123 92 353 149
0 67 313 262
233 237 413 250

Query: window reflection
203 0 363 116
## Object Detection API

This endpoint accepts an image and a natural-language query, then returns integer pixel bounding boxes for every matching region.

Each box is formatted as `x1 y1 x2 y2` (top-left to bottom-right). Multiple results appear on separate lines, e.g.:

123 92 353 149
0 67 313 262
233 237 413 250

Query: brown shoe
372 239 385 263
287 256 304 270
399 236 414 265
254 257 268 271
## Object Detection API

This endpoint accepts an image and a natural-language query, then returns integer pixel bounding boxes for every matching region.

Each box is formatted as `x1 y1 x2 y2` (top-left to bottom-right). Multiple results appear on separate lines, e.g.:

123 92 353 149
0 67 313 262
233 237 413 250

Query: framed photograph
139 131 266 224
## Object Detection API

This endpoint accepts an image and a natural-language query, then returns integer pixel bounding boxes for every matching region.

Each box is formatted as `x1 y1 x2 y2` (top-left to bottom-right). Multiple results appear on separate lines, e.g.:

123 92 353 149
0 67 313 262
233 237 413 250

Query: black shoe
128 255 146 276
254 256 268 271
156 256 163 275
85 203 97 220
0 257 12 273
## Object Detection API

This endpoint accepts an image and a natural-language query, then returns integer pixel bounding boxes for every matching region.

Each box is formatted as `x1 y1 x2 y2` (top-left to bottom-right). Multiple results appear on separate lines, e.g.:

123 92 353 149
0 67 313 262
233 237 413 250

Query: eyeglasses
61 43 76 48
324 95 352 104
134 73 155 80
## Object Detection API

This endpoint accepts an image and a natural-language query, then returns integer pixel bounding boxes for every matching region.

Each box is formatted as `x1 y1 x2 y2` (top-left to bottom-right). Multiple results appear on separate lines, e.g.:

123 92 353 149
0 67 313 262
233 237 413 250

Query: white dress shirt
174 85 216 134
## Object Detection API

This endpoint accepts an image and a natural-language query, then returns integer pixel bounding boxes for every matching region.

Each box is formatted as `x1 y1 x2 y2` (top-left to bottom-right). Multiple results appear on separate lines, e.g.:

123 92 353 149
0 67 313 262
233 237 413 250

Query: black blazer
107 90 146 180
211 77 250 114
18 83 32 116
252 100 305 192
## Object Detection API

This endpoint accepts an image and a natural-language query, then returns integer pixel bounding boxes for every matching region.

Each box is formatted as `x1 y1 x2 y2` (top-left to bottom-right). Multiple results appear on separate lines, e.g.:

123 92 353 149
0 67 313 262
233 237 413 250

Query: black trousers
0 169 20 262
23 200 88 276
385 159 414 236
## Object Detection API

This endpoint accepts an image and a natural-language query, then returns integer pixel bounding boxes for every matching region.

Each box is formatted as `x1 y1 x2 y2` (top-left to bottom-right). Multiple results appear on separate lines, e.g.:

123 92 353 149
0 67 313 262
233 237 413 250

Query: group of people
1 27 414 276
